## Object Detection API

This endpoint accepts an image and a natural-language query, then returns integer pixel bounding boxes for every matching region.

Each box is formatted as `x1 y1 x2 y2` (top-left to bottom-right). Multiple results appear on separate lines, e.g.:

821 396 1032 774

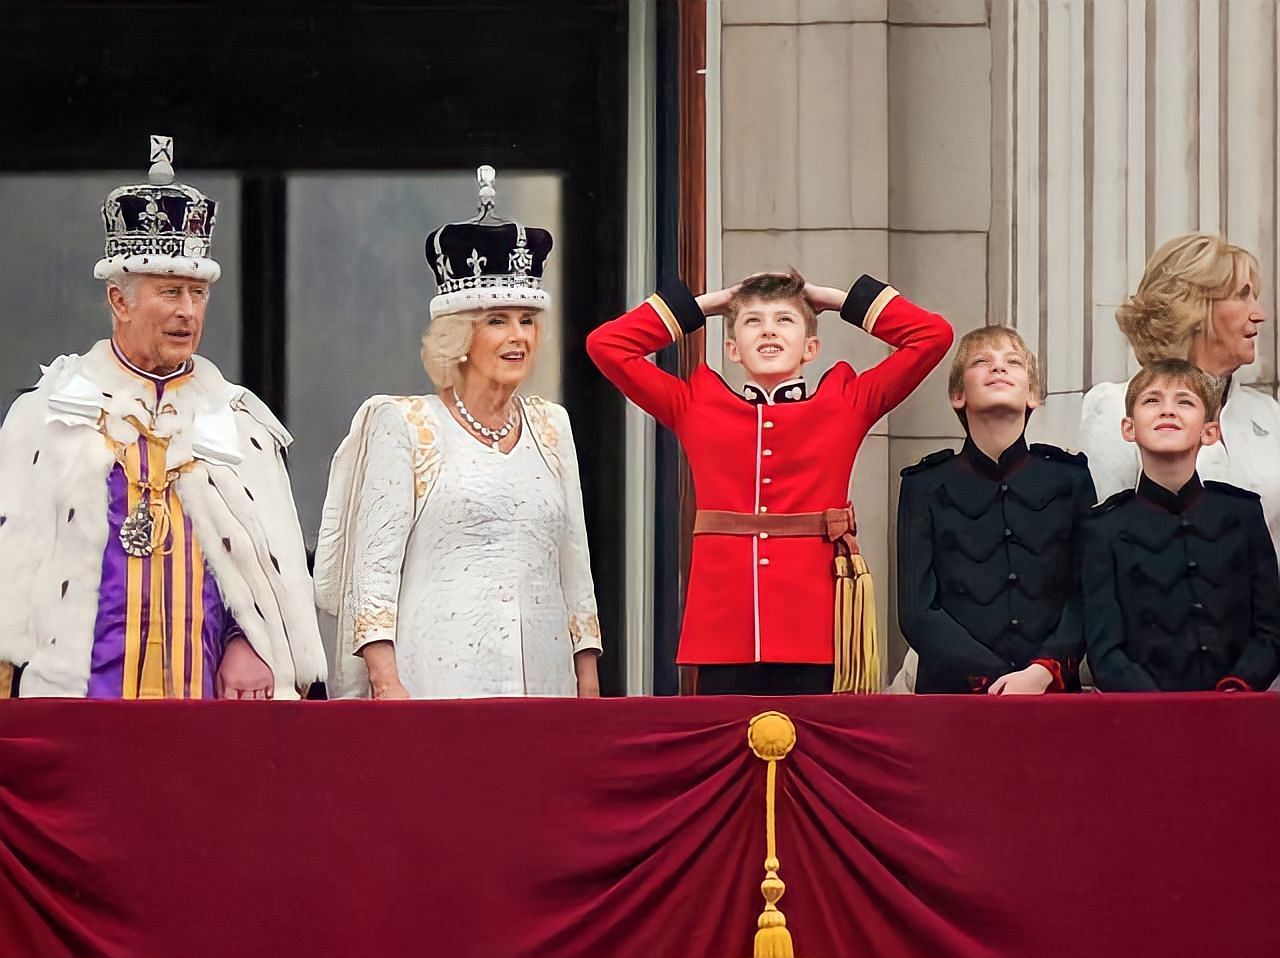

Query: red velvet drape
2 695 1277 957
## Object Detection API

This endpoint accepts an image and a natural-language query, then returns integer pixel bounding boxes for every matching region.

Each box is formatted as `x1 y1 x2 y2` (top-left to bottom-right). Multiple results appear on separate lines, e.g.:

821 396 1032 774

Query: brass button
763 421 775 429
759 506 769 514
759 558 770 566
762 477 773 485
762 449 774 456
759 532 770 540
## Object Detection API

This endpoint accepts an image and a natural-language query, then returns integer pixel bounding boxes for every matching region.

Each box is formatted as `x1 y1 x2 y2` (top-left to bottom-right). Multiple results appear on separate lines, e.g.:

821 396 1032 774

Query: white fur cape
0 340 327 698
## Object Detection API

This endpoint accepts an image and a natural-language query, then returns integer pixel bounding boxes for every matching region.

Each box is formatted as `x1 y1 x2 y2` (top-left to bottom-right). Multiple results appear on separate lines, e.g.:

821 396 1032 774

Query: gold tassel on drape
832 541 880 694
747 711 799 958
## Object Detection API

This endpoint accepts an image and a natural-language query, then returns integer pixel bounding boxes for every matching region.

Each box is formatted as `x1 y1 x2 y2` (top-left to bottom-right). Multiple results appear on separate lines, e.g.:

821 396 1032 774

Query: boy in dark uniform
1082 360 1280 692
897 327 1096 694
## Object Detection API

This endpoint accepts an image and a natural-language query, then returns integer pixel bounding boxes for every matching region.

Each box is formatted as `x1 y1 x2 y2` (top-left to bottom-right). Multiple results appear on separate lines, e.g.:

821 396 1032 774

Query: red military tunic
587 276 953 665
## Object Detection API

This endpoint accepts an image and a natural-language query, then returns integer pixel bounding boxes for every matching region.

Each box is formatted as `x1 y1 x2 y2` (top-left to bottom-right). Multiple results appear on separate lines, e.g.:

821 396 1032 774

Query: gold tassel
833 552 881 694
747 712 799 958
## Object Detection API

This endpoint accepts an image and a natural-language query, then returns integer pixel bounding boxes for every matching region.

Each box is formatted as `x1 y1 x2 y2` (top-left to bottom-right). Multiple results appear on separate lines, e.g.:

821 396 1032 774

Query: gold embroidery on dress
569 612 601 643
391 397 442 499
522 396 562 478
353 607 397 653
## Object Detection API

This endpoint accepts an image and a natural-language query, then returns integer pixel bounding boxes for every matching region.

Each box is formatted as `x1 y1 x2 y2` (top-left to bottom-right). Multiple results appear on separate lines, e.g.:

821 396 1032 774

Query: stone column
716 0 993 676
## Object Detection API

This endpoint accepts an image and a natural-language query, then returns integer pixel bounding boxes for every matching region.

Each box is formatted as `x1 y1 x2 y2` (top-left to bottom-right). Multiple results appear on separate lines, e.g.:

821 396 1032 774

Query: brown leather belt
693 507 855 541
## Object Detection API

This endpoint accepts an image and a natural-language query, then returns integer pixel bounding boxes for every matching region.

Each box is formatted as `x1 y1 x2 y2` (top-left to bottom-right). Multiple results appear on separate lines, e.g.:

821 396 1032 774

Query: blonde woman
1079 233 1279 550
314 171 601 699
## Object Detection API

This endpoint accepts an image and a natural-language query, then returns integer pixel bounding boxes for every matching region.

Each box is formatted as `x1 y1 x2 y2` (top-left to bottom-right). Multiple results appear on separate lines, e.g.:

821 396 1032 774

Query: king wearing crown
0 136 326 700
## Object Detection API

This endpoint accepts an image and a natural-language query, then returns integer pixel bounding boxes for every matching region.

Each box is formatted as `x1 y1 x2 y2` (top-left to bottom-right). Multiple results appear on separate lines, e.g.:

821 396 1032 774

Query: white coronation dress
315 393 602 698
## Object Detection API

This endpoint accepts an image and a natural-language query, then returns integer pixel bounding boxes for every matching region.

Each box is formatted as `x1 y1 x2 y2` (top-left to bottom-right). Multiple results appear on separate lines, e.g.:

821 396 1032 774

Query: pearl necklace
454 393 517 448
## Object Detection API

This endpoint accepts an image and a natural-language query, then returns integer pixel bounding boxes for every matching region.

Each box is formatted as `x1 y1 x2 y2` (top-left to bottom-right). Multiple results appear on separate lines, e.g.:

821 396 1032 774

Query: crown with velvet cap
93 134 221 284
424 165 553 319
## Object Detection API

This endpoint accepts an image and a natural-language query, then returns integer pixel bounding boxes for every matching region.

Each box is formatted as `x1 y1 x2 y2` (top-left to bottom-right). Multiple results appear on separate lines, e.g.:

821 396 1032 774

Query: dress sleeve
1079 383 1139 504
550 405 603 655
347 403 417 656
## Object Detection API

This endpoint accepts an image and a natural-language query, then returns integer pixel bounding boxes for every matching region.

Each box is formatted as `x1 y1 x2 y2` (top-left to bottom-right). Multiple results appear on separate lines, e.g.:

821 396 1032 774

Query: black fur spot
254 603 264 619
67 508 75 523
250 437 263 450
60 581 69 598
32 450 39 465
270 554 280 574
244 487 254 501
222 537 232 552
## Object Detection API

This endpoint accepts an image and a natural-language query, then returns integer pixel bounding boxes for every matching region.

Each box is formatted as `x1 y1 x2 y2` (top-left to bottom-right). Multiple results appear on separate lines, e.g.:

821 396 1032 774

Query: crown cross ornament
476 165 498 218
149 134 175 169
423 164 554 319
93 134 222 284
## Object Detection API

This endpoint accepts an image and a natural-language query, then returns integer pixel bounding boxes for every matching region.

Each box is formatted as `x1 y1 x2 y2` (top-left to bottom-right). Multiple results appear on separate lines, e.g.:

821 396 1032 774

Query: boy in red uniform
587 272 952 694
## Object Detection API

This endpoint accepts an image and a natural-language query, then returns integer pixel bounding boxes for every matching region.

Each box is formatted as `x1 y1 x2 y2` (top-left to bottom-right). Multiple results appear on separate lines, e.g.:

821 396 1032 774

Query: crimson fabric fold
1 695 1278 958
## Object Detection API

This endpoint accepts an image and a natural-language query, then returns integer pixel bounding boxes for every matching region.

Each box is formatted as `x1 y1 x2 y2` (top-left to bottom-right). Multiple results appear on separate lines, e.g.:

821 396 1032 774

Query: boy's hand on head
987 663 1054 695
695 283 740 317
803 283 847 314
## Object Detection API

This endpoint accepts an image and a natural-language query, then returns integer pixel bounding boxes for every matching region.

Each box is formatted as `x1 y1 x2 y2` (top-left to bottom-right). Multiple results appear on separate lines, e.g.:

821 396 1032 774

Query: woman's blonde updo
1116 232 1259 365
420 309 482 390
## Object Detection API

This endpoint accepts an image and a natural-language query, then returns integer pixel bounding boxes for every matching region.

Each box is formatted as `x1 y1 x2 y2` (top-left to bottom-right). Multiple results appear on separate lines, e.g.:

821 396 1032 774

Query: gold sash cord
748 711 799 958
693 508 881 694
103 417 198 698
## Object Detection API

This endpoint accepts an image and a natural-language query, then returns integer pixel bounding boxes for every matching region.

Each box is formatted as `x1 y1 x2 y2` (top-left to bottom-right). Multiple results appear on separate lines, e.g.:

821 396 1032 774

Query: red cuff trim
1215 676 1252 693
967 675 992 695
1031 658 1065 693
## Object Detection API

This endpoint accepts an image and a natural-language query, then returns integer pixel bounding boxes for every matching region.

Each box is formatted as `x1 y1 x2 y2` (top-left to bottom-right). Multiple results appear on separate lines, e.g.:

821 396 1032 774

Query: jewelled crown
424 165 553 319
93 134 221 284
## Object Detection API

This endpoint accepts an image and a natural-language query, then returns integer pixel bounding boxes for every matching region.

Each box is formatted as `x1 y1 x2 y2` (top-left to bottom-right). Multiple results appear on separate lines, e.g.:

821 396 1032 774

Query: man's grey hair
105 273 143 318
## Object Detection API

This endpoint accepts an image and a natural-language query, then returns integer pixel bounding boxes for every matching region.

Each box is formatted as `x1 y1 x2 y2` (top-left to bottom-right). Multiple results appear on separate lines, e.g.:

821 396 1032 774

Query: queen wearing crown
0 136 327 700
315 168 602 699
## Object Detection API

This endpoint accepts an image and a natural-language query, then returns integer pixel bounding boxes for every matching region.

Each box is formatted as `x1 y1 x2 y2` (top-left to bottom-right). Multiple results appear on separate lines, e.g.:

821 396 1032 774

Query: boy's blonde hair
1123 359 1224 421
724 270 818 338
947 326 1042 401
1116 232 1260 365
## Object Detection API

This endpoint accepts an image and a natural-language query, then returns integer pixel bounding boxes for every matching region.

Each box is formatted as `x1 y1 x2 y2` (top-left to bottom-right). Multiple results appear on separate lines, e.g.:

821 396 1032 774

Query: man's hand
574 650 601 698
215 636 275 700
988 663 1054 696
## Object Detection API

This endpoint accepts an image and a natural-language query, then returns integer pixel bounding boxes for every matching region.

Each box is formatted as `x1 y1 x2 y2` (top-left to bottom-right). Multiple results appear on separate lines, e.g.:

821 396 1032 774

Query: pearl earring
459 355 468 363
